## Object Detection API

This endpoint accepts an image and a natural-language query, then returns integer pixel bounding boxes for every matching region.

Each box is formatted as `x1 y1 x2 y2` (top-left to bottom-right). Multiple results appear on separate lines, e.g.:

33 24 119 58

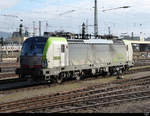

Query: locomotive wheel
117 75 124 79
116 69 123 79
75 73 81 80
27 78 33 83
76 75 81 81
19 74 25 78
102 71 108 77
57 76 63 84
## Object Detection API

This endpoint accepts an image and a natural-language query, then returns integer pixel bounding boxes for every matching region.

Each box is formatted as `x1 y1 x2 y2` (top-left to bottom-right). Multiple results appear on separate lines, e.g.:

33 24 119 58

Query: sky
0 0 150 37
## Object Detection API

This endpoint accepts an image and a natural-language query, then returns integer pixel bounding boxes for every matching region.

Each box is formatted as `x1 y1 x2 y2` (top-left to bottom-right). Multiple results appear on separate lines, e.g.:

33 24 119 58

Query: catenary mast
94 0 98 38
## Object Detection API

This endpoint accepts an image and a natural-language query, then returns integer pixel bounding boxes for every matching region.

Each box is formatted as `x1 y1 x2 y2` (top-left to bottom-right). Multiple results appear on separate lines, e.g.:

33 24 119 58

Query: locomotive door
61 44 65 67
53 44 61 67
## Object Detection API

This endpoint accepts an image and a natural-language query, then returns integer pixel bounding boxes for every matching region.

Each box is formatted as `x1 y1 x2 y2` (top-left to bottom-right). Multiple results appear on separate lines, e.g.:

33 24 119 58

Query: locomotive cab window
61 45 65 53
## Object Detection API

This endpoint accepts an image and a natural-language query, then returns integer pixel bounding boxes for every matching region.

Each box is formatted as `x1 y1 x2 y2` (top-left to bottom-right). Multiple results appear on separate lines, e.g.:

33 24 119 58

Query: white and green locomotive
16 36 133 83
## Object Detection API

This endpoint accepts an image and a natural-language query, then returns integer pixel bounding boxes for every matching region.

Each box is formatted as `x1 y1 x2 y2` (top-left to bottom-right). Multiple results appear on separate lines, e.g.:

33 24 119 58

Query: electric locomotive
16 36 133 83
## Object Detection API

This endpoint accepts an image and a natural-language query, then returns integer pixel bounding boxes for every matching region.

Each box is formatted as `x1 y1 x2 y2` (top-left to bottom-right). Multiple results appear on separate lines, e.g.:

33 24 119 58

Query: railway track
0 72 18 80
0 62 19 80
127 65 150 74
0 67 18 73
53 90 150 113
0 62 19 67
0 74 149 113
0 65 150 94
0 63 19 80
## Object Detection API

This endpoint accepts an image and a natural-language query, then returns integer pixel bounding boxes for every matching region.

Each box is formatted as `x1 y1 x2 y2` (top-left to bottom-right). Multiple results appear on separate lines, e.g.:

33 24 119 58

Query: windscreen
21 37 48 56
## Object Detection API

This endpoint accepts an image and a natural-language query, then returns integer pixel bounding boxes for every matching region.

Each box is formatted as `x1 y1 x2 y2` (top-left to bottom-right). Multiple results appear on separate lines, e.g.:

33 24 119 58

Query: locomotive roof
67 39 113 43
67 39 124 44
25 36 124 45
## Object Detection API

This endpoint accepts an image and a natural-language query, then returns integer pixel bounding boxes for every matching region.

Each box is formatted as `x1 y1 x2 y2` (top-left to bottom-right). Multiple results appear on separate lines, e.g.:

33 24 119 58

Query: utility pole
86 19 89 34
131 32 134 40
33 21 35 37
108 26 111 35
0 37 3 62
19 19 23 44
39 21 41 36
82 22 86 39
46 22 48 32
94 0 98 38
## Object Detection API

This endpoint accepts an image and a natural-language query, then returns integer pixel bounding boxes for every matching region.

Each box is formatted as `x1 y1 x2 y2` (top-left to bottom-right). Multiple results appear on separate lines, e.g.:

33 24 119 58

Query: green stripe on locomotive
42 37 67 61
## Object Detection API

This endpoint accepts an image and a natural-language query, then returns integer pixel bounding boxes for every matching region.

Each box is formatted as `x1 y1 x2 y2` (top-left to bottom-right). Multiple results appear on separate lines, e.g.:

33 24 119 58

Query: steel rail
18 87 150 113
0 77 150 113
53 91 150 113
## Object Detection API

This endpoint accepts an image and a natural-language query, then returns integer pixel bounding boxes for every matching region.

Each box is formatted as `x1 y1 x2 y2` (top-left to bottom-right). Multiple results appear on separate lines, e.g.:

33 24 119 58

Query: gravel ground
0 71 150 103
0 71 150 113
76 99 150 113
